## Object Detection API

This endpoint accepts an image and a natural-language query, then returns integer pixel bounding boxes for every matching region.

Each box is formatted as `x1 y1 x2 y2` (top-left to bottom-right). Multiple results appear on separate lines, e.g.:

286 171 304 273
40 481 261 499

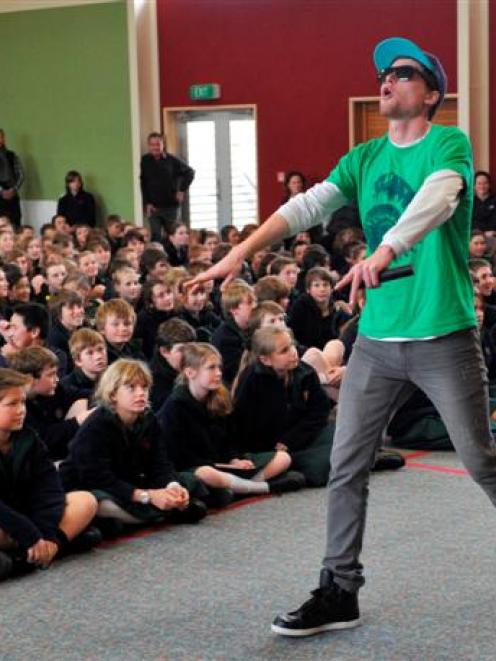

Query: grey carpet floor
2 451 496 661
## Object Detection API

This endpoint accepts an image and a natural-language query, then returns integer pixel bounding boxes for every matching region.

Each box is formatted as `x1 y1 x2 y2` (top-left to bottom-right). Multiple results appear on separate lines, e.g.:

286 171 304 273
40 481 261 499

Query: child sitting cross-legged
0 368 99 582
233 326 334 487
61 328 108 405
150 317 196 411
47 291 85 373
178 279 221 343
59 359 207 536
112 266 142 310
95 299 145 365
157 343 304 505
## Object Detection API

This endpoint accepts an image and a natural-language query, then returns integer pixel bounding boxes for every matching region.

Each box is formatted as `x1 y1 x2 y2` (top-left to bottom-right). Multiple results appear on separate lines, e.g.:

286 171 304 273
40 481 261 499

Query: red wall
157 0 457 221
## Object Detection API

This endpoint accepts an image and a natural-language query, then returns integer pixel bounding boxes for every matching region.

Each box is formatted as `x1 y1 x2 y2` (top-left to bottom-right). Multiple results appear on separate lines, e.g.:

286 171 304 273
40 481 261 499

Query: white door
177 109 258 231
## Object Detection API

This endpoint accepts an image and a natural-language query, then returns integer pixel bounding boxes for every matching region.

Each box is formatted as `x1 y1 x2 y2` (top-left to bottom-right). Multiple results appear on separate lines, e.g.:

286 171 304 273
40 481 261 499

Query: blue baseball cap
374 37 447 116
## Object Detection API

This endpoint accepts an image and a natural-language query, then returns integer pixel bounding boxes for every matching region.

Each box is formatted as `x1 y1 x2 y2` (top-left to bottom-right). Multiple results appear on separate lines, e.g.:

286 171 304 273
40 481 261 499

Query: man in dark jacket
140 132 195 242
0 129 23 227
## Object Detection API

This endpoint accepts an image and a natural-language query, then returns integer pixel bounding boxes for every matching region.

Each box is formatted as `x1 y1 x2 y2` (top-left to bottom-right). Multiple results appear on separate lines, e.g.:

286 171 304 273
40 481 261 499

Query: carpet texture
1 452 495 660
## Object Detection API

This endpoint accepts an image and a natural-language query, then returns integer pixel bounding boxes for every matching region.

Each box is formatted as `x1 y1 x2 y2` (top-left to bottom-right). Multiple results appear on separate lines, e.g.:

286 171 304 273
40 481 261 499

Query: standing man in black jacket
140 132 195 242
0 129 24 228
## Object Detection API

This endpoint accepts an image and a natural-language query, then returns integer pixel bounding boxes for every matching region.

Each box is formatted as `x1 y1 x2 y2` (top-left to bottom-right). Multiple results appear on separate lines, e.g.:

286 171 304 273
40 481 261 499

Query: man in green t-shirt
192 37 496 636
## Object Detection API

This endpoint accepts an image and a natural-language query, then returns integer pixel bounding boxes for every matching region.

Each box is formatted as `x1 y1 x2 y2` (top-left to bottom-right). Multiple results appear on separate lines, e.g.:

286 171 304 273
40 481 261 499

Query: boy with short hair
212 280 257 385
105 215 124 255
0 368 99 582
47 291 85 372
8 347 91 461
111 266 142 309
150 317 196 411
288 267 350 350
61 328 108 404
95 299 144 365
254 275 291 311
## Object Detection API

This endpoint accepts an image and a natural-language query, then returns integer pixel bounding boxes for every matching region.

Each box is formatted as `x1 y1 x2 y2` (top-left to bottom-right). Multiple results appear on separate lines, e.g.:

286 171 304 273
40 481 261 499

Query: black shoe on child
65 526 103 554
372 448 405 472
271 569 360 637
94 518 125 540
0 551 13 582
268 471 306 495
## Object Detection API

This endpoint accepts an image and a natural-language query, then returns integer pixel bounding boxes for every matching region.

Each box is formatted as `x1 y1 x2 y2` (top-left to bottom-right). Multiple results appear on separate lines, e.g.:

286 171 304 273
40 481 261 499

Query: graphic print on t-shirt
365 173 415 251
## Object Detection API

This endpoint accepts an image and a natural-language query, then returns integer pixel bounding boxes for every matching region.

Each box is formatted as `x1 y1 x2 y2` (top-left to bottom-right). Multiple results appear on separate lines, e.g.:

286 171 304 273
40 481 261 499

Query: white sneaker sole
271 618 361 637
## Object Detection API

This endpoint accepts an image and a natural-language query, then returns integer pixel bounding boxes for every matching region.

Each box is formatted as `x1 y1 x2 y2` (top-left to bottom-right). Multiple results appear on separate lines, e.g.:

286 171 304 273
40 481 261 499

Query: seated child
95 299 145 365
59 359 207 531
112 266 142 310
270 256 300 309
47 291 85 372
61 328 108 405
212 280 257 386
135 279 176 360
233 326 333 487
150 318 196 411
178 280 220 342
254 276 290 312
8 347 92 461
288 267 350 350
4 264 31 307
139 248 169 282
0 368 98 581
157 343 303 500
32 258 68 306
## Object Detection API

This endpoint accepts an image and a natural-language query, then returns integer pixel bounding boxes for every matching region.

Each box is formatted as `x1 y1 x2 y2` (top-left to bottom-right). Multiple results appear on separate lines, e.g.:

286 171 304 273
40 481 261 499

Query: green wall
0 0 135 222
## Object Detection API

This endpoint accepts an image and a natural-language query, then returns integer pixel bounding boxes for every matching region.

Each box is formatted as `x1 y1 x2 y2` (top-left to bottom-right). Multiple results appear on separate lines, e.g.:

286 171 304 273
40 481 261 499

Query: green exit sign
189 83 221 101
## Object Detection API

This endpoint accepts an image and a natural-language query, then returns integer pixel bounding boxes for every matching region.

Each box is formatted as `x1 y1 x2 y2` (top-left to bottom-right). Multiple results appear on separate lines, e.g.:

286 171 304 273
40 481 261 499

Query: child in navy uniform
95 299 145 365
0 368 98 582
150 317 196 411
61 328 108 405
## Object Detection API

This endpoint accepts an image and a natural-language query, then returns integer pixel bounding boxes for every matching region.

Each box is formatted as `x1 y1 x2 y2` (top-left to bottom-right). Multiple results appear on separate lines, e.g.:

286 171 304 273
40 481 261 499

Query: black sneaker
271 570 360 637
94 517 125 540
372 448 405 472
64 526 103 555
268 471 306 494
0 551 13 582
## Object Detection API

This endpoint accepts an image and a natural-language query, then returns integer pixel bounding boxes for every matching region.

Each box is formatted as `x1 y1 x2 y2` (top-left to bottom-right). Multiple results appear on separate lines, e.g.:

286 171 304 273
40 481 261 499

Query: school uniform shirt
134 308 175 360
157 384 238 471
48 318 75 372
25 386 79 461
472 195 496 233
57 190 96 227
105 338 145 366
0 427 65 549
288 292 350 350
233 362 331 454
178 307 221 343
60 407 178 505
60 368 97 406
150 352 178 411
212 316 248 386
163 240 188 267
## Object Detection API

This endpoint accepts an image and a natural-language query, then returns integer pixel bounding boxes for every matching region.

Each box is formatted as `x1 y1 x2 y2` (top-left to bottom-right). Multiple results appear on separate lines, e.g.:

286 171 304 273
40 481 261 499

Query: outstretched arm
188 182 348 288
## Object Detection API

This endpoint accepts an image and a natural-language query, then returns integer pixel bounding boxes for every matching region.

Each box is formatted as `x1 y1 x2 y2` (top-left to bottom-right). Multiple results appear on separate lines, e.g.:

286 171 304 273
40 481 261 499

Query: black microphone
378 265 414 283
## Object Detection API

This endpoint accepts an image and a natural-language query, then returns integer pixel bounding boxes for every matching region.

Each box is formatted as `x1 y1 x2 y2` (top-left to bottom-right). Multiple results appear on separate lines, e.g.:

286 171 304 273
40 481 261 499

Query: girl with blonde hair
60 359 206 533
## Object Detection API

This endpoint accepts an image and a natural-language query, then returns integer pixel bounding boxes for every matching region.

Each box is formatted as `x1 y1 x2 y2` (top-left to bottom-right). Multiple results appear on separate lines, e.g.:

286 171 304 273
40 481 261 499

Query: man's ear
31 327 40 340
425 89 440 114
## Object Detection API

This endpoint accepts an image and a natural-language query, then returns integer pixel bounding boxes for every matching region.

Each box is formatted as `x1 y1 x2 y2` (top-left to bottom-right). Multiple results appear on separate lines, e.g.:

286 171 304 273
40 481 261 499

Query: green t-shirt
327 124 475 338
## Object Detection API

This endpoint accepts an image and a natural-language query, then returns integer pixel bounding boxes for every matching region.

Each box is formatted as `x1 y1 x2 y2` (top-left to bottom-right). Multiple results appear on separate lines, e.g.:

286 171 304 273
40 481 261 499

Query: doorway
163 106 258 231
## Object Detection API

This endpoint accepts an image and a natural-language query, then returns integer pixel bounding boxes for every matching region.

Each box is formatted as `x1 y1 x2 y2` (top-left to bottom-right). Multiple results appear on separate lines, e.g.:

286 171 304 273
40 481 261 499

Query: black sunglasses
377 65 436 89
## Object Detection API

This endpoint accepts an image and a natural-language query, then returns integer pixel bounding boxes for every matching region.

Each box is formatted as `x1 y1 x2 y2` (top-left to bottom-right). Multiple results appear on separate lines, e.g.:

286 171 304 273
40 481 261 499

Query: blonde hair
112 266 138 285
95 359 152 408
95 298 136 331
232 326 293 396
178 342 232 417
69 328 106 361
221 279 255 315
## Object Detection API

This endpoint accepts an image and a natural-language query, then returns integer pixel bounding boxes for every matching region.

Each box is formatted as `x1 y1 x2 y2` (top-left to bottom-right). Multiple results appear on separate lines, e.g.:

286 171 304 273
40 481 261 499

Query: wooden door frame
348 93 458 149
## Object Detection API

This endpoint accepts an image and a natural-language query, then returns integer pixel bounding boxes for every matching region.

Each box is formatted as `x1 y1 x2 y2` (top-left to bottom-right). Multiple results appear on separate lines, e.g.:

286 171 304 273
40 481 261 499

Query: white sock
252 469 267 482
225 474 269 494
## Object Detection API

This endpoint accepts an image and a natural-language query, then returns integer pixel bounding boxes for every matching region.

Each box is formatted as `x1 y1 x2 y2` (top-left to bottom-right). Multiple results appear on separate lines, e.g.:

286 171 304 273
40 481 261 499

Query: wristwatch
138 490 151 505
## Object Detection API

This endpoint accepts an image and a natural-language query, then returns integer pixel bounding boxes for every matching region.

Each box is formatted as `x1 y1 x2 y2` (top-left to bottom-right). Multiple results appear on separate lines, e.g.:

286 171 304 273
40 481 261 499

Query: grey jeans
148 206 179 243
323 329 496 592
